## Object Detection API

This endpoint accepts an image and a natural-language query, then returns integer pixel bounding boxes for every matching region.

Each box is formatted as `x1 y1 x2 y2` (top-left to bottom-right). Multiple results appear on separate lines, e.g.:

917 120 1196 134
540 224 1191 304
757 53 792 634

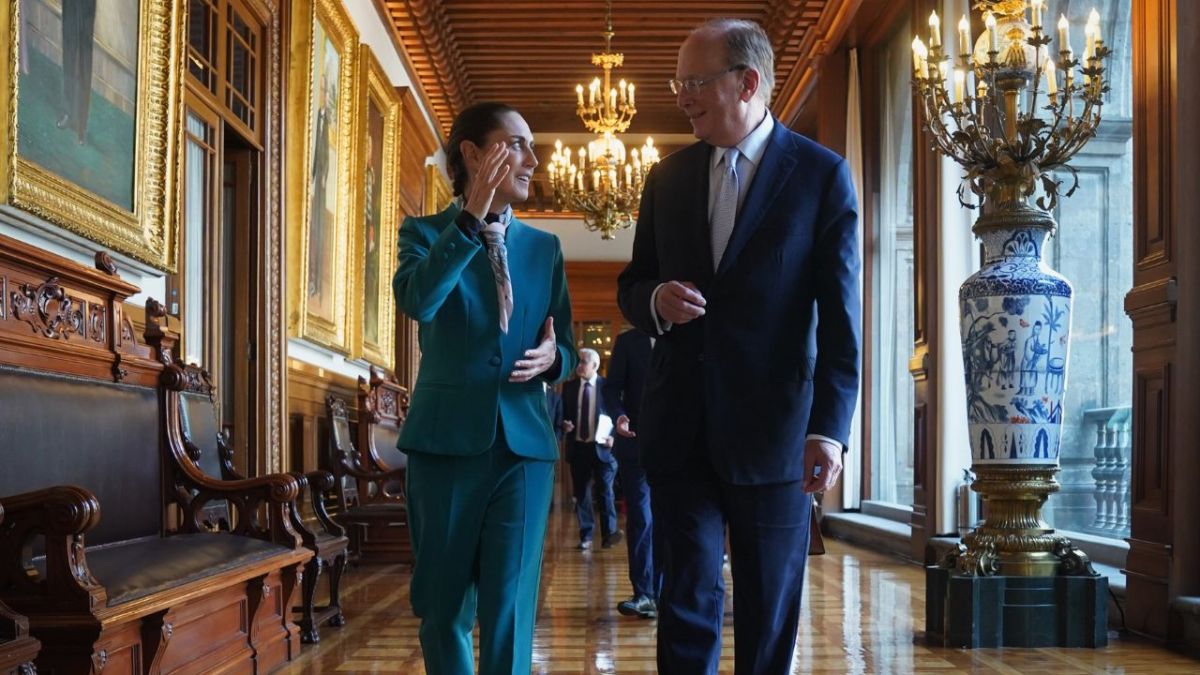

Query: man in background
561 348 621 550
604 328 660 619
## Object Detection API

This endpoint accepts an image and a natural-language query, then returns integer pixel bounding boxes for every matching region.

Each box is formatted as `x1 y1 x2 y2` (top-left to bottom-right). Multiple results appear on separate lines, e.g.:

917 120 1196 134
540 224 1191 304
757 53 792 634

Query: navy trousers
651 463 813 675
615 445 660 599
568 440 617 543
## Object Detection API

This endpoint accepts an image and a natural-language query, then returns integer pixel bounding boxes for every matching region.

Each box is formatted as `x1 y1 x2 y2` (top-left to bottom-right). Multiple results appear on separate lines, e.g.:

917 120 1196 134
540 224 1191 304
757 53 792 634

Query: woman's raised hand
464 142 510 221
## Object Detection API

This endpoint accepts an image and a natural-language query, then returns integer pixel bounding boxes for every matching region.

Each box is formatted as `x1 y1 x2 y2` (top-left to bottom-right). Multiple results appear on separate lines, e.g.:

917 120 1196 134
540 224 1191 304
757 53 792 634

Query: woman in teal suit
393 102 576 675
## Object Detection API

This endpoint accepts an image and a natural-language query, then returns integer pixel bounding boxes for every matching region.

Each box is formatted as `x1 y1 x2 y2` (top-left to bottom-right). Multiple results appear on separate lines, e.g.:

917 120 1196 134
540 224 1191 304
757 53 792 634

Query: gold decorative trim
1 0 183 272
286 0 359 352
351 45 400 370
424 164 452 216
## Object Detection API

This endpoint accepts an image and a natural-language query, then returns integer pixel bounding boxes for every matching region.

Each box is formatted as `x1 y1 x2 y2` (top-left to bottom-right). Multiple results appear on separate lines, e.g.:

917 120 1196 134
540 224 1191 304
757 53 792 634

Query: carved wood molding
382 0 470 135
0 234 159 385
761 0 860 128
9 277 84 341
357 366 409 425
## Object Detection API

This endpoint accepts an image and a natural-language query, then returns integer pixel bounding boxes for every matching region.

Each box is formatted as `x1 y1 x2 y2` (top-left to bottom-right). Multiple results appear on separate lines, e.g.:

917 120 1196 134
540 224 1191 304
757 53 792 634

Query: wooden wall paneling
1125 0 1200 650
1125 0 1181 642
286 359 360 474
909 0 941 563
1167 0 1200 644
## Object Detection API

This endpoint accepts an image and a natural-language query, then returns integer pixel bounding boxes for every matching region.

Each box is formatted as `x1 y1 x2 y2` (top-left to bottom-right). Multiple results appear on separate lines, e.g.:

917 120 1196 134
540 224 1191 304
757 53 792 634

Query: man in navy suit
617 19 860 674
604 328 660 619
561 348 622 550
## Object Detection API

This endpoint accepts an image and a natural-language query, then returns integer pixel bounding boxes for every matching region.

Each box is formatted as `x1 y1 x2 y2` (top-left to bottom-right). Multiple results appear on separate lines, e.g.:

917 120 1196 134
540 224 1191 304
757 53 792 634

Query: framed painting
351 45 400 370
1 0 183 271
286 0 357 351
425 164 452 216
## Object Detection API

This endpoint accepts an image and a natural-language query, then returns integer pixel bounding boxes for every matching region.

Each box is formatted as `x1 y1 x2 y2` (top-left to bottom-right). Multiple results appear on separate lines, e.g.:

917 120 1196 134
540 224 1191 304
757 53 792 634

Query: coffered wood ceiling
375 0 860 141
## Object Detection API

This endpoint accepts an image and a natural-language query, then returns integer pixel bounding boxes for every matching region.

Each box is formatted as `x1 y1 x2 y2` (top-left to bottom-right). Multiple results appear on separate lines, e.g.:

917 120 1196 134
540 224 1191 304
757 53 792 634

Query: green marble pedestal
926 566 1109 648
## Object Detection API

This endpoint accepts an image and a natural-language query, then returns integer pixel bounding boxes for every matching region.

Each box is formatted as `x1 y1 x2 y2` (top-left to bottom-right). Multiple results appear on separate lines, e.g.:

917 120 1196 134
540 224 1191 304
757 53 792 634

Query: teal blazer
393 203 577 460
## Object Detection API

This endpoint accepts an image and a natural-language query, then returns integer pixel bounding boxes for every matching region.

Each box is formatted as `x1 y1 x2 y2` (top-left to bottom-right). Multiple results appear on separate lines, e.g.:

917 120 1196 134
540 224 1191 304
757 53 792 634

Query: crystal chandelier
547 0 660 239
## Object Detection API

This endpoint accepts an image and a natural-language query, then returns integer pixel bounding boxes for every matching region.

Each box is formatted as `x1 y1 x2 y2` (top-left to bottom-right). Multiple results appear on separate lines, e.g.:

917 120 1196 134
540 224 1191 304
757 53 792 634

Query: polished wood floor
282 496 1200 674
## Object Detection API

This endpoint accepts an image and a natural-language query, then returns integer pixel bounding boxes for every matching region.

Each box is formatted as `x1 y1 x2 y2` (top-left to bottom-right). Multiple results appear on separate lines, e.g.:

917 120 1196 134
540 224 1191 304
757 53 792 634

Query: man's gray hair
579 348 600 365
695 19 775 106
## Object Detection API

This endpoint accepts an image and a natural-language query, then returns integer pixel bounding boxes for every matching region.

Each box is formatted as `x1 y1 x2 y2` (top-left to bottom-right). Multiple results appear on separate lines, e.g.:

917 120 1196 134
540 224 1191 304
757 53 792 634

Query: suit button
698 352 705 362
489 355 502 366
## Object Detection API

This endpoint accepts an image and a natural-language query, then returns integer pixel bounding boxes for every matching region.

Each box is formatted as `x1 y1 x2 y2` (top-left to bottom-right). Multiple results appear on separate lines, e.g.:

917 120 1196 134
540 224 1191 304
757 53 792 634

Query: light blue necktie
711 147 741 270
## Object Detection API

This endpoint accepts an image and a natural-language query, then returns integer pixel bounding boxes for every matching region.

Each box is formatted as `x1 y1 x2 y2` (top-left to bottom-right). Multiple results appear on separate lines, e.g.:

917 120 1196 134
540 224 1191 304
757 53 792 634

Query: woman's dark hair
445 102 518 196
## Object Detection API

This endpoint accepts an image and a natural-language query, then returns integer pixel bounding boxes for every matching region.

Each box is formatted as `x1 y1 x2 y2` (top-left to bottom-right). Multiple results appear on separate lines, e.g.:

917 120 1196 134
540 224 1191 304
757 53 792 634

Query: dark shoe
617 595 657 619
602 530 624 548
578 539 592 551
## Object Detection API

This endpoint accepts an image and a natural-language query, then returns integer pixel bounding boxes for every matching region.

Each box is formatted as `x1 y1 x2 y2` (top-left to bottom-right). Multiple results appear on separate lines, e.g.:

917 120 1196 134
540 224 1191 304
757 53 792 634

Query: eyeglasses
667 64 747 96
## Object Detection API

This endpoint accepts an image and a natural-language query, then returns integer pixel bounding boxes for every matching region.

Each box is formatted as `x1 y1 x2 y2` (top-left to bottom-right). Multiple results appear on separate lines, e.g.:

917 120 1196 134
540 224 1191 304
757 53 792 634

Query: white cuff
806 433 842 450
650 283 673 335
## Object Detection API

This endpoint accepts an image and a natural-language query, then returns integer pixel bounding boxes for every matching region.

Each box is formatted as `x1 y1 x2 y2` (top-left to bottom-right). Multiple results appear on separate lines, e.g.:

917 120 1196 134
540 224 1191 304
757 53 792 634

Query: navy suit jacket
603 329 652 462
561 376 611 463
616 120 861 485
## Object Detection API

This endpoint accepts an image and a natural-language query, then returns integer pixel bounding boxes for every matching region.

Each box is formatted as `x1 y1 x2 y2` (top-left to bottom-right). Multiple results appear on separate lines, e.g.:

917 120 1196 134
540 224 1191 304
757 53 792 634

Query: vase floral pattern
960 226 1072 465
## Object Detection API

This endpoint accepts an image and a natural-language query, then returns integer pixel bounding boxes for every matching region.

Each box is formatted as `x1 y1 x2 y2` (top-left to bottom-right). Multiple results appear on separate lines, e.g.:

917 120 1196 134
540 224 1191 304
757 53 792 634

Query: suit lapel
715 123 798 278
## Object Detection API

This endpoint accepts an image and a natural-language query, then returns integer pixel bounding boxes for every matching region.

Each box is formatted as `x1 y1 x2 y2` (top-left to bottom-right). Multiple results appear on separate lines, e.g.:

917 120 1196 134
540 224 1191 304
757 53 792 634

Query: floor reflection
281 497 1200 674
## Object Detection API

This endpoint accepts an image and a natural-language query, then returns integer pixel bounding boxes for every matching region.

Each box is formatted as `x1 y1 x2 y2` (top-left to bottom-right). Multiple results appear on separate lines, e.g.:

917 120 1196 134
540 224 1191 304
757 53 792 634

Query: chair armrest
302 470 345 538
174 469 304 549
0 486 108 615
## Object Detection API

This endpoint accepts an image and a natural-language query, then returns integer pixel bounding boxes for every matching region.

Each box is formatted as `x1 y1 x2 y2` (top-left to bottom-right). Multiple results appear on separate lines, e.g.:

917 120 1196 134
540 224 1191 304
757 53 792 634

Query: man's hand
655 281 706 325
510 318 556 382
562 419 575 434
615 414 636 438
602 436 614 448
802 438 843 494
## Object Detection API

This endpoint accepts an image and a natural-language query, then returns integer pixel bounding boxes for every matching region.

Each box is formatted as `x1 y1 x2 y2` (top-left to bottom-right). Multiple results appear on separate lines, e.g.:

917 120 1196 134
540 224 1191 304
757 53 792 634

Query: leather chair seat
38 534 292 607
342 503 407 521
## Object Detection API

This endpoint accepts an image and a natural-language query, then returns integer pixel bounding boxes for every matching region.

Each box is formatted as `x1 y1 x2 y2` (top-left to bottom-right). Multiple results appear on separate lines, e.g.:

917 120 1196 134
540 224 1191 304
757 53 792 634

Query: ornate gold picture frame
286 0 358 351
352 45 401 370
0 0 183 271
425 164 453 216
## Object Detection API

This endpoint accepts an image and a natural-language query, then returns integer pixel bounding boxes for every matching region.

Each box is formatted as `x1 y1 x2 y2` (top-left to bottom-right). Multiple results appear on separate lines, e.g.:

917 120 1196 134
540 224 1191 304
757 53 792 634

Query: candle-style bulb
929 11 941 47
985 12 999 54
958 15 971 57
1058 14 1070 53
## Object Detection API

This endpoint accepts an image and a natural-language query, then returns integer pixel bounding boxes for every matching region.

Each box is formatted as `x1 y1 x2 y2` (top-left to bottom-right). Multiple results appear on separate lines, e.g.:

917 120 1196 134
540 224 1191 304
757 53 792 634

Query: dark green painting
17 0 138 210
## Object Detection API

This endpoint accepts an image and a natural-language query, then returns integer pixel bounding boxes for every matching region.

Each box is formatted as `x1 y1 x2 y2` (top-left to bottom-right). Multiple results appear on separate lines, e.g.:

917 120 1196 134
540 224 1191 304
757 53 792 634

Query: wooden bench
326 390 408 565
0 506 39 675
0 237 311 675
175 365 349 643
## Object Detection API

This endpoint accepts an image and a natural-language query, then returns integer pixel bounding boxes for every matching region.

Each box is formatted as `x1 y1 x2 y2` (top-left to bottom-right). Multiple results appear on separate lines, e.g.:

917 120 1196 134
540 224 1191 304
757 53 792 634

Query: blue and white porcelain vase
960 214 1072 468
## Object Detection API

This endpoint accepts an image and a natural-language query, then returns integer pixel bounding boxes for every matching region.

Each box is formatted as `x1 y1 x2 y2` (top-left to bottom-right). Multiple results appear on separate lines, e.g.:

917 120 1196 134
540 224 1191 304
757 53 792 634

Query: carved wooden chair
352 368 413 563
0 505 39 675
173 364 349 644
325 394 409 564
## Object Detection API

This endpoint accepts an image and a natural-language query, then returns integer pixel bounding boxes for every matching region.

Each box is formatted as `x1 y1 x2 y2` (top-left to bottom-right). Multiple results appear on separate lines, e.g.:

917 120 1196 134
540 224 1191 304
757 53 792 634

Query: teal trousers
406 435 555 675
